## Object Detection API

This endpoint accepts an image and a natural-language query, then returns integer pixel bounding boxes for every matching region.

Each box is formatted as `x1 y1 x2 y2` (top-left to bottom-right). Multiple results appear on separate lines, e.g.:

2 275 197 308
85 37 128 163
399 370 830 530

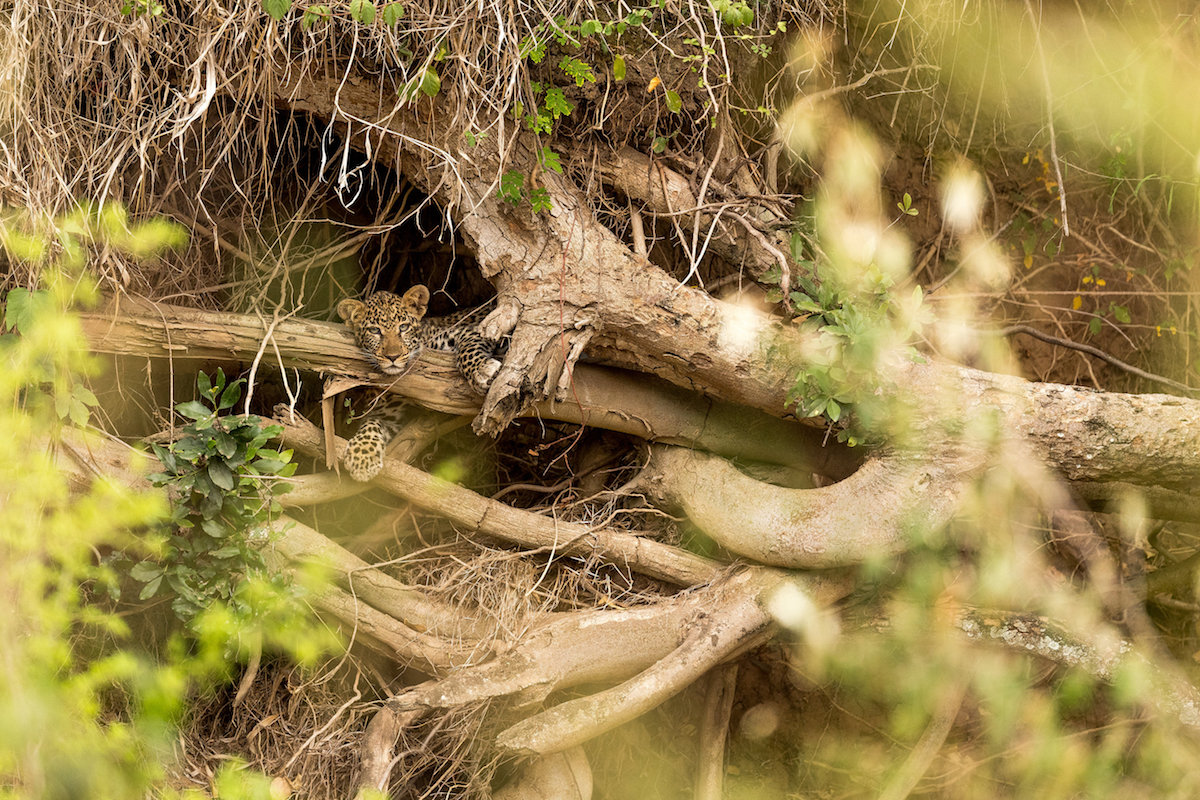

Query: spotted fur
337 286 505 481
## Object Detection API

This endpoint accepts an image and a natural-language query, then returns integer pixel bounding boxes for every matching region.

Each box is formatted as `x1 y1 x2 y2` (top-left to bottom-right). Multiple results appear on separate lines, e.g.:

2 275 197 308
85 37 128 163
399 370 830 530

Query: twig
1024 0 1070 236
1000 324 1200 396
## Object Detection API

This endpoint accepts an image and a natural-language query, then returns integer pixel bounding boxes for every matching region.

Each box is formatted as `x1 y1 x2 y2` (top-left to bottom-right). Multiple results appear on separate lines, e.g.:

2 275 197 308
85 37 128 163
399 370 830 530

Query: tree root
357 568 851 778
957 609 1200 730
492 748 593 800
272 409 724 587
694 664 738 800
267 518 493 646
578 143 794 283
637 444 978 568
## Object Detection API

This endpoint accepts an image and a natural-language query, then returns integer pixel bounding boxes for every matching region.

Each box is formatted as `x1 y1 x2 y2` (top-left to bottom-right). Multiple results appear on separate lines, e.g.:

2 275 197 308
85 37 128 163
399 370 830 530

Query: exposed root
492 748 593 800
491 571 780 756
957 609 1200 730
356 568 851 773
637 444 978 568
272 409 724 587
693 664 738 800
268 518 493 646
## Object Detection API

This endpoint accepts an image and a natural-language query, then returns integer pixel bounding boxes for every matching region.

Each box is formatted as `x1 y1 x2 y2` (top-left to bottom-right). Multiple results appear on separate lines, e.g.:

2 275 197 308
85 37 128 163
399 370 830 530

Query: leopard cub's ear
337 298 367 330
401 285 430 318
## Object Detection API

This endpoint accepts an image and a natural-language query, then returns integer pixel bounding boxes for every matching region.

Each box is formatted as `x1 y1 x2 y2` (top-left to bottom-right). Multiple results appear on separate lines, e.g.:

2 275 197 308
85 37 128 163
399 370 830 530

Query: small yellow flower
1156 325 1162 337
1072 295 1083 310
1096 278 1106 287
1082 276 1093 285
1171 326 1178 335
1024 253 1033 269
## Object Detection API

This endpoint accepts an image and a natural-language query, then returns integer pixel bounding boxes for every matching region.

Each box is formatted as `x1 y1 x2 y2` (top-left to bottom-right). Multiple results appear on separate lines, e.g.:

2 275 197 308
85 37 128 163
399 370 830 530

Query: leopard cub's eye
366 326 383 336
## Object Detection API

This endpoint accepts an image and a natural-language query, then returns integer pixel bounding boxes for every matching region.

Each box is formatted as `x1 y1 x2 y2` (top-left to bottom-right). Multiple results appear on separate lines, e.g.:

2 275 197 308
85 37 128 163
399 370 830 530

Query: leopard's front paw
471 358 502 393
343 424 386 482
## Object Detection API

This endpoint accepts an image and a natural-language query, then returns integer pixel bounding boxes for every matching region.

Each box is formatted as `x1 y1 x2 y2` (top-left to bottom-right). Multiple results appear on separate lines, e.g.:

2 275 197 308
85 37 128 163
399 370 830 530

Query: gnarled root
356 568 850 774
637 444 980 568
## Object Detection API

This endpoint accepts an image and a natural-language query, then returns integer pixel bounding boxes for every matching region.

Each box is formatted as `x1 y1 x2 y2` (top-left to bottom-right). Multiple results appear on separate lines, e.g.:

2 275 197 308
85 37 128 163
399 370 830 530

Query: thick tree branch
492 570 781 756
638 443 980 568
271 70 1200 490
79 298 848 476
958 609 1200 730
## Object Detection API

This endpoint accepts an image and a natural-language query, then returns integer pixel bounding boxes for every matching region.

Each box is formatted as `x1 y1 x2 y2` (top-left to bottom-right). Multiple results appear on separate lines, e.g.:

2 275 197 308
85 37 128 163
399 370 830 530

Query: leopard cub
336 285 505 481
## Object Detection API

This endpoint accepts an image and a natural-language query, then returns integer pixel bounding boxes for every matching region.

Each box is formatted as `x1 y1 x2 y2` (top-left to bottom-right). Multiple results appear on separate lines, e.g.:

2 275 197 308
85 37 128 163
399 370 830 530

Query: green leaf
176 400 211 420
215 433 239 460
129 561 162 582
382 1 404 25
418 67 440 97
208 459 235 491
4 288 29 332
262 0 291 20
652 136 668 154
70 385 98 407
252 458 287 474
173 437 204 459
664 90 682 114
4 288 51 334
559 55 596 86
580 19 602 36
498 170 525 205
1112 304 1131 324
1088 317 1102 336
540 147 563 174
613 54 626 81
543 87 573 119
138 575 163 600
825 399 841 421
218 380 243 411
529 188 553 214
196 370 211 399
300 4 330 30
68 398 90 426
349 0 376 24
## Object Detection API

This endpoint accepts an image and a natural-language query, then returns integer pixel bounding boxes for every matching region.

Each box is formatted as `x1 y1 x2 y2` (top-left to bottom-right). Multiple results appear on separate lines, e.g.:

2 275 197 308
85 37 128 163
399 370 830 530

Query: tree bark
78 298 851 477
271 70 1200 491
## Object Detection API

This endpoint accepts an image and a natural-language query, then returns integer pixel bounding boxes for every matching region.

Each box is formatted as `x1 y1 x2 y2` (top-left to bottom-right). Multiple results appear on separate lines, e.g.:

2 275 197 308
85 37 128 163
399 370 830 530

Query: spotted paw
471 359 502 393
343 424 387 482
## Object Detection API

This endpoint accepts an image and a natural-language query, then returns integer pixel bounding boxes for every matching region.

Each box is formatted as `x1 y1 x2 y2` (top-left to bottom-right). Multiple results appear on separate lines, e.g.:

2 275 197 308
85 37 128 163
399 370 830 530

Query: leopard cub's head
337 286 430 376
